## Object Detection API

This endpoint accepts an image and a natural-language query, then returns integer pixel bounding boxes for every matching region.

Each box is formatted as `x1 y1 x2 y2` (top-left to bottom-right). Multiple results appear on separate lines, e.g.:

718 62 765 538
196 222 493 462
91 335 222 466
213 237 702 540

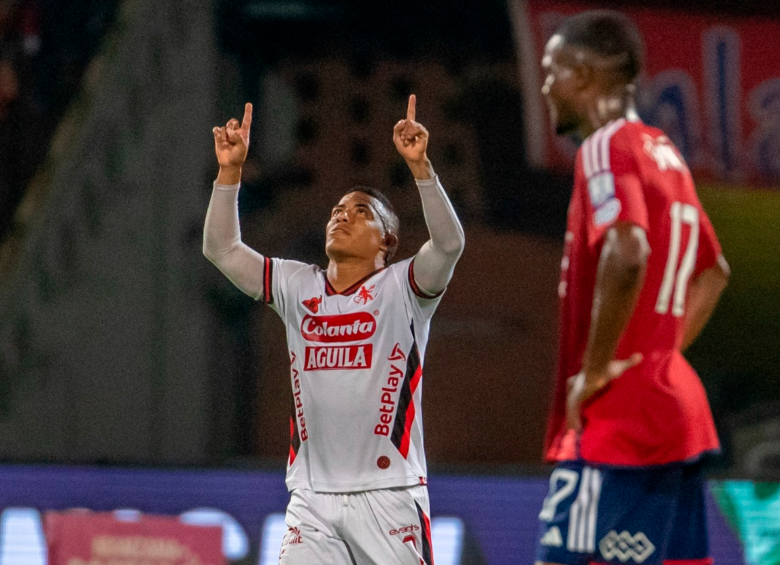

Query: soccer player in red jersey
535 11 730 565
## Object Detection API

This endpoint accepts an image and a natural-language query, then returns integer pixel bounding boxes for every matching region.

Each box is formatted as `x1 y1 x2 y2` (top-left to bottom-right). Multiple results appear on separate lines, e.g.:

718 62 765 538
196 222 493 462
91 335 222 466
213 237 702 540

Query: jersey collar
324 267 386 296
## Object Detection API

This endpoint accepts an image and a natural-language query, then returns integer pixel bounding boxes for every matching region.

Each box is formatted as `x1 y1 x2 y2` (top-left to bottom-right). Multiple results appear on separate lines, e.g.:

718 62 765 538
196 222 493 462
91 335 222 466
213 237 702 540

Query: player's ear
382 233 398 252
572 59 593 91
381 233 398 264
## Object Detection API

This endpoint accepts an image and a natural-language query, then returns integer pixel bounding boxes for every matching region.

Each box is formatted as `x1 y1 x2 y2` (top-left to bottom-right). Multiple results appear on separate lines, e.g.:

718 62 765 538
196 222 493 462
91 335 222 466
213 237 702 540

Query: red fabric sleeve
586 131 649 248
695 208 722 276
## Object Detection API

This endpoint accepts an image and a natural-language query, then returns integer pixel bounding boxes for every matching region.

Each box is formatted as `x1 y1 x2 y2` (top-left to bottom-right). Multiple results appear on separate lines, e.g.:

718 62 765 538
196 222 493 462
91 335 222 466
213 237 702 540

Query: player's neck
580 93 636 138
326 257 385 293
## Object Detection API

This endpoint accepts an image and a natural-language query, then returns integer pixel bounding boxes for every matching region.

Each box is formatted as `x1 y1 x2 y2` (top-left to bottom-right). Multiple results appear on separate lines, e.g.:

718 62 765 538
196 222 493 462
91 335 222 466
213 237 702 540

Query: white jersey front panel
264 256 442 493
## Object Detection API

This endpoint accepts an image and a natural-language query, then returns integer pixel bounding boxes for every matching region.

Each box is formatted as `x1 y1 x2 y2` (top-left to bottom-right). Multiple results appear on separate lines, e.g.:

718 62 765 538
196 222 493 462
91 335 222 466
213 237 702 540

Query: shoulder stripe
582 118 627 180
263 257 274 305
408 259 444 299
582 134 596 179
598 119 626 174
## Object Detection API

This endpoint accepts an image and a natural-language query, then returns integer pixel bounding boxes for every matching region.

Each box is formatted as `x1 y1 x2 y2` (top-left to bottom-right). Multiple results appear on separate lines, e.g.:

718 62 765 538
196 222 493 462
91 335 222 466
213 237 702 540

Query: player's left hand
393 94 433 178
566 353 643 432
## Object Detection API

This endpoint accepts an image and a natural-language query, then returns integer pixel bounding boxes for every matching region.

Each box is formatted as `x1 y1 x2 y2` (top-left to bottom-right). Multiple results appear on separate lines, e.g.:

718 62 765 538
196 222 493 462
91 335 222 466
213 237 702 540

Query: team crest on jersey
354 284 375 305
593 198 622 227
302 295 322 313
587 172 615 208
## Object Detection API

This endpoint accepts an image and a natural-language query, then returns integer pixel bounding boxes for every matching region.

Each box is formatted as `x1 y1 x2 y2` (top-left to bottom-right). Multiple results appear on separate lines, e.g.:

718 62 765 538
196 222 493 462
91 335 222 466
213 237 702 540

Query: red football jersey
545 118 722 466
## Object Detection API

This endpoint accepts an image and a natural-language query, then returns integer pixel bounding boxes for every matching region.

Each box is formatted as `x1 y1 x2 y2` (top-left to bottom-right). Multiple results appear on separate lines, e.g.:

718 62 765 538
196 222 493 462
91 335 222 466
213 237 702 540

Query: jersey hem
547 447 720 470
286 474 424 493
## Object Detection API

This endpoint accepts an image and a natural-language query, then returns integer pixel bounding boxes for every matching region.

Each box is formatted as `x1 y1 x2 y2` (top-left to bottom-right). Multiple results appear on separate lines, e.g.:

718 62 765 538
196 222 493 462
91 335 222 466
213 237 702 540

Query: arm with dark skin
566 221 648 431
681 254 729 351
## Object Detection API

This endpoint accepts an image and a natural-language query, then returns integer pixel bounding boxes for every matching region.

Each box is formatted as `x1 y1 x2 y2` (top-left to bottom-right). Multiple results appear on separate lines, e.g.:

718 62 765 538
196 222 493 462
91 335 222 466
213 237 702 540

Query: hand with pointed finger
393 94 434 180
213 103 253 184
566 353 643 432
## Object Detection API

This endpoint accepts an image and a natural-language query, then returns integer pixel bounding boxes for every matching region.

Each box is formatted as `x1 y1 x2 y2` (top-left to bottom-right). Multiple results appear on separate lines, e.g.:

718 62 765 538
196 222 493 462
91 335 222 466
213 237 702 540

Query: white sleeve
266 257 315 321
411 175 465 295
202 182 266 300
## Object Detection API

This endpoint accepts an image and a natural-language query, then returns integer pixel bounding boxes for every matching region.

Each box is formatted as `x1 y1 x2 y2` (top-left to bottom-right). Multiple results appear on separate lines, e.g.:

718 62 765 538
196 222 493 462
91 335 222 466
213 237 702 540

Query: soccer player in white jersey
204 95 464 565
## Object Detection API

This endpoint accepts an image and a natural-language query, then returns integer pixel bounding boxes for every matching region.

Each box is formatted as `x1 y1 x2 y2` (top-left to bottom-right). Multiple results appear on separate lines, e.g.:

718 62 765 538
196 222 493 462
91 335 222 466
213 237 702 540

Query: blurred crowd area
0 0 118 243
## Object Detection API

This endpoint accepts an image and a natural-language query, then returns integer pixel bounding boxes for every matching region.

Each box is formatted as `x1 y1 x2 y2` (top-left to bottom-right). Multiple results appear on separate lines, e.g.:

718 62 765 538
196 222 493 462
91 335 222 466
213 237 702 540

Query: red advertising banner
45 512 224 565
510 0 780 184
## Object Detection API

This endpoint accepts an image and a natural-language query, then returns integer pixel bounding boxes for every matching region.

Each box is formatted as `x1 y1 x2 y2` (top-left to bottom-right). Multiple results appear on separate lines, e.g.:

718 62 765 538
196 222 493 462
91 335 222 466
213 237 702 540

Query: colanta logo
301 312 376 343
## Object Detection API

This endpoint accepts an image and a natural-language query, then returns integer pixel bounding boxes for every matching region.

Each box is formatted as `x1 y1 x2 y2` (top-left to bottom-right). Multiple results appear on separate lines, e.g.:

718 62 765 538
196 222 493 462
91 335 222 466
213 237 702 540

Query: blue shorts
535 460 712 565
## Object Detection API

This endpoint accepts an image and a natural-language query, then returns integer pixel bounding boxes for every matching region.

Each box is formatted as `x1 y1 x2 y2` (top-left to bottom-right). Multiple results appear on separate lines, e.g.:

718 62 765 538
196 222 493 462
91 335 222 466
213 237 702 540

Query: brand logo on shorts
389 524 419 536
282 527 303 546
599 531 655 563
540 526 563 547
301 312 376 343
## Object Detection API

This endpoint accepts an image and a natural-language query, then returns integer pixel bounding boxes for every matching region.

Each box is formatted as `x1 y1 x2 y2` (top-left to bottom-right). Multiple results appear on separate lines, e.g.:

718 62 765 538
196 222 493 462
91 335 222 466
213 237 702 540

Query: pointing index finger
406 94 416 122
242 102 253 131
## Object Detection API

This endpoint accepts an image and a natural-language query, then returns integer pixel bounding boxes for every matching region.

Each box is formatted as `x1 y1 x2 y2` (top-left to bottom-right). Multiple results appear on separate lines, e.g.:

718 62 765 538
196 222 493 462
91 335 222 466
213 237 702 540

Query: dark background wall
0 0 777 474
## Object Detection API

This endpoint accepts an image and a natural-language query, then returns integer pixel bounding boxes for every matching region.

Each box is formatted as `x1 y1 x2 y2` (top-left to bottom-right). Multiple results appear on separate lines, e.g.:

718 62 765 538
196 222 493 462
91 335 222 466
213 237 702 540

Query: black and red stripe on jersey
415 501 434 565
391 324 422 459
262 256 274 305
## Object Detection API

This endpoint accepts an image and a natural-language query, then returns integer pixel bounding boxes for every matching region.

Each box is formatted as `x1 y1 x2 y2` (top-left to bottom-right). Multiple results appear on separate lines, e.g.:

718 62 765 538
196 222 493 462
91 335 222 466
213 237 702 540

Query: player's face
325 192 387 263
541 34 581 135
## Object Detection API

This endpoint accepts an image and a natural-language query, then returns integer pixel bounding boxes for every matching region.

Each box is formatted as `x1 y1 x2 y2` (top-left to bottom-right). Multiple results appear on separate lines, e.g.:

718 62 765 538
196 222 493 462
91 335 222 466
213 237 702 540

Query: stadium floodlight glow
259 513 289 565
112 508 142 521
0 508 46 565
431 517 465 565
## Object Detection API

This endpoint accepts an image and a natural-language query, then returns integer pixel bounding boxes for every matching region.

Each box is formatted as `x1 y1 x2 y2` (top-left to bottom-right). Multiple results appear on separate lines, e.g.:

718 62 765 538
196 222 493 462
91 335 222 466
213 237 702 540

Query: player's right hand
213 103 252 169
566 353 643 432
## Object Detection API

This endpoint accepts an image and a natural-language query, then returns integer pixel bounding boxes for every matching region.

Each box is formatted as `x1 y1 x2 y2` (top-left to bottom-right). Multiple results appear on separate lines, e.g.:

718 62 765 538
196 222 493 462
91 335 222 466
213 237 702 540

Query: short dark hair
556 10 644 83
349 186 400 265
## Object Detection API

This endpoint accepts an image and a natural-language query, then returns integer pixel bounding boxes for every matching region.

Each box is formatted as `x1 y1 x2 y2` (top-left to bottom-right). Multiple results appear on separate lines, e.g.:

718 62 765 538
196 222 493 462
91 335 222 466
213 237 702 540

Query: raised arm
203 103 266 300
393 95 465 295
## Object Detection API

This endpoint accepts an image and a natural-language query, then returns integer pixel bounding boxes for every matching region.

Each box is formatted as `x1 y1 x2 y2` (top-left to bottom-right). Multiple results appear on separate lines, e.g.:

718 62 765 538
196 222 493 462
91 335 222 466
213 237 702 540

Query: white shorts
278 485 433 565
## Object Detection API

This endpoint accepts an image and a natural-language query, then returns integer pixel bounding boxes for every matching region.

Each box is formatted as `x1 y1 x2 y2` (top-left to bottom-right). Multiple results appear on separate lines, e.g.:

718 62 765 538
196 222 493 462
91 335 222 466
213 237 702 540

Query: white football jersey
262 256 443 493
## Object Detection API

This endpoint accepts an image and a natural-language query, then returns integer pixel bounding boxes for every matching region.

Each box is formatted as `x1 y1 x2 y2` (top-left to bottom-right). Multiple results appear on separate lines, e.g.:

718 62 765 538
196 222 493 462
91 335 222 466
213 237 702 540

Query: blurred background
0 0 778 563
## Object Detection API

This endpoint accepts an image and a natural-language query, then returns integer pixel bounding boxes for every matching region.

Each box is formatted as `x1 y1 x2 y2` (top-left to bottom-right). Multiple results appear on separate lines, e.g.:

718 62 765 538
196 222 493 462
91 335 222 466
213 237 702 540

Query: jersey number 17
655 201 699 317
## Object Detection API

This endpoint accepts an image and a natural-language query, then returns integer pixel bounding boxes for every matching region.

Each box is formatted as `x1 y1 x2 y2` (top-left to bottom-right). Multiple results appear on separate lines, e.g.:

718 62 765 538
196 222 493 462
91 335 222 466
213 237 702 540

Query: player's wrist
582 370 610 393
407 158 434 180
217 165 242 185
